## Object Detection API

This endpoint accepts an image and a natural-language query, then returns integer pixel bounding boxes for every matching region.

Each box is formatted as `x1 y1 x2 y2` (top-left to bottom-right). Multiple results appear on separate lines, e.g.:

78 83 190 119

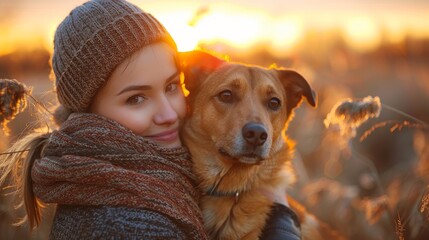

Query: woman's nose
153 96 178 125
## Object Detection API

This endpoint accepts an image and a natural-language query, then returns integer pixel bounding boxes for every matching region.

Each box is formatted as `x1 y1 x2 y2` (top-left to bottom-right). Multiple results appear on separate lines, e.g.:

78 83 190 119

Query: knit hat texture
52 0 177 113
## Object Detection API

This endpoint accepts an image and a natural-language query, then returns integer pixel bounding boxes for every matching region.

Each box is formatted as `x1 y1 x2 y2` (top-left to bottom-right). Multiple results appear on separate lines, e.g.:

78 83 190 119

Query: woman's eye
126 95 145 105
268 97 281 110
166 82 179 93
217 90 233 103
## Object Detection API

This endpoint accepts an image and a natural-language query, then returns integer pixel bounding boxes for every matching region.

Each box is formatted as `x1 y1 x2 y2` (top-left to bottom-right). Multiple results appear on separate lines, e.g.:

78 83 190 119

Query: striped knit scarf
32 113 207 239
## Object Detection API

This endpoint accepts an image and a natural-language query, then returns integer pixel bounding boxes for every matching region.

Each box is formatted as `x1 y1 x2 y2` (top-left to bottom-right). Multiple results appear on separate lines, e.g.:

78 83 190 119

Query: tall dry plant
360 195 389 225
420 185 429 222
0 78 54 225
322 95 429 239
0 79 29 135
396 214 405 240
324 96 381 147
324 96 386 196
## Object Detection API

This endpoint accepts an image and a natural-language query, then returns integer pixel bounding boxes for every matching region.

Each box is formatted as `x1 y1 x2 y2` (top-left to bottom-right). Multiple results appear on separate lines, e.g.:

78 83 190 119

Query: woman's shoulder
50 205 186 239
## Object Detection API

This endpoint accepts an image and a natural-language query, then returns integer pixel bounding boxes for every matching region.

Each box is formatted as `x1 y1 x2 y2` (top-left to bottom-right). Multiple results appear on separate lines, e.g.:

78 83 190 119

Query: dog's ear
277 69 317 114
179 51 226 93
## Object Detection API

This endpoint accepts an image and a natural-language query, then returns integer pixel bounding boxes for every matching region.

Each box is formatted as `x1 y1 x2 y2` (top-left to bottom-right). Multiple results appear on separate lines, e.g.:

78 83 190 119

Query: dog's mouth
218 148 264 165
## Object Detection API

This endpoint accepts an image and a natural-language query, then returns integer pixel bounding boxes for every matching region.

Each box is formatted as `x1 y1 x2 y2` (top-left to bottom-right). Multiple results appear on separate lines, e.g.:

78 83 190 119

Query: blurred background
1 0 429 239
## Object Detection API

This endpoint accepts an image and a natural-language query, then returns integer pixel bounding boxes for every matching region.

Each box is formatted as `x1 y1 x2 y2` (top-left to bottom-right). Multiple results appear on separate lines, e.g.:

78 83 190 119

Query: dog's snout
242 123 268 146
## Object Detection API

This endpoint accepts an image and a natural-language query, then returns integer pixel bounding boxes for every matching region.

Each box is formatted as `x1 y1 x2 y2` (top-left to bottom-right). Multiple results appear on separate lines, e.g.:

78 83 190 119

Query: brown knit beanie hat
52 0 177 114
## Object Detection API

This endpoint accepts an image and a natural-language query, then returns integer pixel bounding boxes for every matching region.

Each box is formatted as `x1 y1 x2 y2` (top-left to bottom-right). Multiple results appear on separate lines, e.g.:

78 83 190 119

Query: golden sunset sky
1 0 429 57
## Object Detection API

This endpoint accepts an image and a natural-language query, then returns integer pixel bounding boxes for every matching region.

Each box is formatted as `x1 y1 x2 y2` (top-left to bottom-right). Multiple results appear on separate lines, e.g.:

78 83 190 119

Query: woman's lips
146 129 179 142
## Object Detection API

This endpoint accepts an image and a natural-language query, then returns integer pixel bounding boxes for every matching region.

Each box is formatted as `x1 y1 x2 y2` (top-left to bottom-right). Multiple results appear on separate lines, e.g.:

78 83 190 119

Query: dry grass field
1 32 428 239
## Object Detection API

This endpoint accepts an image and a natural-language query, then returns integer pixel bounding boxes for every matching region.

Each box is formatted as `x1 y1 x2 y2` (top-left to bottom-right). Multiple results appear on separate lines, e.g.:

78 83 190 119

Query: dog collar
205 190 240 203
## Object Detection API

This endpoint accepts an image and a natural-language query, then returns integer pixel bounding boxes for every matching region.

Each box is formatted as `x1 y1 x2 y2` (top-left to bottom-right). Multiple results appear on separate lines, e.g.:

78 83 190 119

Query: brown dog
180 51 321 239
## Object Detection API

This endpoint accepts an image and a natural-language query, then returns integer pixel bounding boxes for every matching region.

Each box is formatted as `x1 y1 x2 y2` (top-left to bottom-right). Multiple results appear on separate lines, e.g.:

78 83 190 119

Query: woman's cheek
173 93 187 120
122 109 152 136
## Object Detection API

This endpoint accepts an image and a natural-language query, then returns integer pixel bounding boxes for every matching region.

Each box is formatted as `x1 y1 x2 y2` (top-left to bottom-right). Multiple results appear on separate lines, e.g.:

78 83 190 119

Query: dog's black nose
242 123 268 146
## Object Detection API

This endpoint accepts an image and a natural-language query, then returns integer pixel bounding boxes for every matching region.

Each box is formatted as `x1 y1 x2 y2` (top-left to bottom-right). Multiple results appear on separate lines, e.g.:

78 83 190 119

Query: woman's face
90 42 186 148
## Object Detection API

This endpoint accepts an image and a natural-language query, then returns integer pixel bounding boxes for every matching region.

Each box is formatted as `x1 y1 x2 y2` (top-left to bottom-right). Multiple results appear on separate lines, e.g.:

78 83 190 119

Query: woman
0 0 301 239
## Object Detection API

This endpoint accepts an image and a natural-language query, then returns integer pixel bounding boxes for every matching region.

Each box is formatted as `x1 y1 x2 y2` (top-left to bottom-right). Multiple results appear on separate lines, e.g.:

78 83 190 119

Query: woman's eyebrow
116 71 180 96
165 71 180 83
116 85 151 96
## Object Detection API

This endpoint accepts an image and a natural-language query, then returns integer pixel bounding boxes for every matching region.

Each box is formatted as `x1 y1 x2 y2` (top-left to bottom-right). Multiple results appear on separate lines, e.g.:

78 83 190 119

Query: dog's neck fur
184 124 295 201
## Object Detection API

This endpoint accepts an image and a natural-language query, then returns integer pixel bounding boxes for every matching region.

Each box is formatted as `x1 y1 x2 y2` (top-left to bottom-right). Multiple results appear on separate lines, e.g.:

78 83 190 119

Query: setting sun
193 10 267 49
154 10 200 52
160 18 200 52
158 5 269 51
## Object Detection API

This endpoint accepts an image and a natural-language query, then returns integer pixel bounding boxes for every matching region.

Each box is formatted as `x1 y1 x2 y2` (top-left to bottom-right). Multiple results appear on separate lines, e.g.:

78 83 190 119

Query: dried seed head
0 79 29 134
360 195 389 225
420 185 429 221
396 214 406 240
324 96 382 139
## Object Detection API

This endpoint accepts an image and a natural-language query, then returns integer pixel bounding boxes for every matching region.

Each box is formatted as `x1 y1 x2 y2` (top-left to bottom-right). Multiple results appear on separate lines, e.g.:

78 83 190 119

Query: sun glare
156 11 200 52
1 1 429 58
163 22 200 52
343 16 382 53
194 11 266 49
269 17 304 58
155 5 270 51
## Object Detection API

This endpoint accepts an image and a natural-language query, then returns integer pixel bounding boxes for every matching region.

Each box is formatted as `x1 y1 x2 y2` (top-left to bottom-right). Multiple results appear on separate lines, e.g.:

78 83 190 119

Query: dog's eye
217 90 233 103
268 97 281 110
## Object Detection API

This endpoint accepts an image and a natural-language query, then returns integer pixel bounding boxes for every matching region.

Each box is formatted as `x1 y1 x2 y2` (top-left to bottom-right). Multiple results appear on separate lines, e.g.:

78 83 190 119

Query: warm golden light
269 17 304 58
194 11 267 49
0 13 55 55
163 22 200 52
155 5 270 51
0 35 16 56
1 1 429 57
0 28 46 56
343 16 382 52
156 11 200 52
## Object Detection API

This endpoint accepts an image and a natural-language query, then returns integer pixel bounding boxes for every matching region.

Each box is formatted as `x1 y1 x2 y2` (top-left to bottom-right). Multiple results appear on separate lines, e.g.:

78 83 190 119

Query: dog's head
180 51 316 165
